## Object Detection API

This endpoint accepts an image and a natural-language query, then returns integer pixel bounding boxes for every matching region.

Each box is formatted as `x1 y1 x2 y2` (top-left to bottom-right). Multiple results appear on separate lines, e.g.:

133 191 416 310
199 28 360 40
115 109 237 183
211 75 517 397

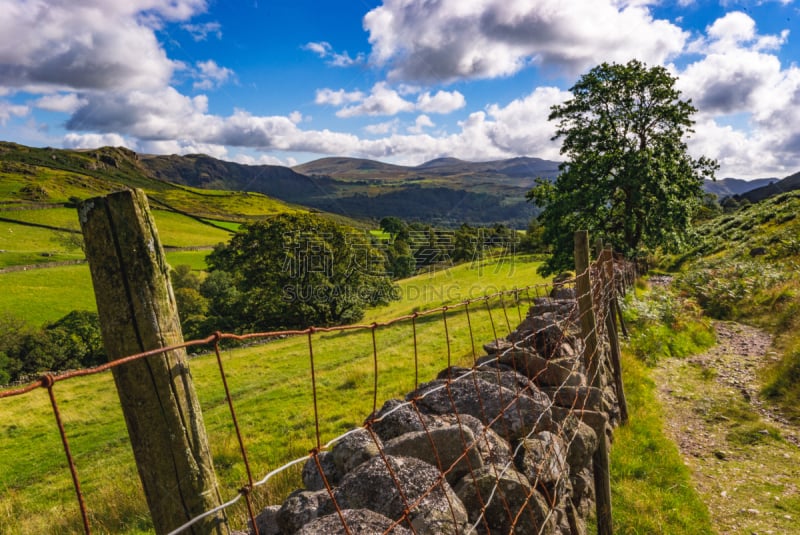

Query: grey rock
410 376 553 441
249 505 280 535
498 349 586 388
540 386 604 412
334 455 468 535
295 509 413 535
368 398 433 441
570 468 595 517
514 432 569 492
454 465 556 534
561 418 599 473
302 450 338 491
276 489 332 534
484 338 514 354
384 424 484 486
331 428 382 475
550 286 577 300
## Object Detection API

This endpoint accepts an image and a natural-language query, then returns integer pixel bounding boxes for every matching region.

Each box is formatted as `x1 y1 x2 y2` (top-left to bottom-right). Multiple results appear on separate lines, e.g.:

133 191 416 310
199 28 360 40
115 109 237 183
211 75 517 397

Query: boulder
368 398 434 441
498 350 585 388
302 450 338 491
540 386 604 412
331 428 382 475
276 489 332 534
454 465 556 534
384 424 484 486
514 431 569 494
249 505 280 535
410 376 553 440
484 338 514 354
333 455 468 535
295 509 413 535
560 418 599 474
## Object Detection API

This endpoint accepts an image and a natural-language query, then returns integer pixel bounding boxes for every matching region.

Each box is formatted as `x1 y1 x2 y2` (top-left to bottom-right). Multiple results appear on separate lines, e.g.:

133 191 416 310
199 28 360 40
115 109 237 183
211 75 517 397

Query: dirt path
653 321 800 534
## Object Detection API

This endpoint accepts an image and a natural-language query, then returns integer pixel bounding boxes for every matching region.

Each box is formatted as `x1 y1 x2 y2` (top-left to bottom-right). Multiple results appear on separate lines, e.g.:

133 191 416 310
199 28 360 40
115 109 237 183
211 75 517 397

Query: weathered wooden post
602 246 629 425
79 189 228 535
574 230 613 535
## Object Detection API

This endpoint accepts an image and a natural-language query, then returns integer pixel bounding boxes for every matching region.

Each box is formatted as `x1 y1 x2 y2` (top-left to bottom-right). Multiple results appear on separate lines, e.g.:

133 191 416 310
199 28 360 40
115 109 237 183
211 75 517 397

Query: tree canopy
528 59 718 274
204 213 398 332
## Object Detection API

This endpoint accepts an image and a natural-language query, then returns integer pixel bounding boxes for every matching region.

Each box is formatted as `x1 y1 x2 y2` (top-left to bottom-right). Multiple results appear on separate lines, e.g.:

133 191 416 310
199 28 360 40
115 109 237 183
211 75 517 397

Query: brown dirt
653 321 800 535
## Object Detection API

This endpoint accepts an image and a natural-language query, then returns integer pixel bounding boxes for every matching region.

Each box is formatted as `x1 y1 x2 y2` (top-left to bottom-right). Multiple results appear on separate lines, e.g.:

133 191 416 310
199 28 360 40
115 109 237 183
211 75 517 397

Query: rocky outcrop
251 288 621 534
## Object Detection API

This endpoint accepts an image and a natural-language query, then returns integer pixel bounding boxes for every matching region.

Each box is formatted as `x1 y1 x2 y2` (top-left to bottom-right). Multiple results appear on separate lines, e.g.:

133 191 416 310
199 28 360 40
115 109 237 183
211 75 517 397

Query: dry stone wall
246 287 620 535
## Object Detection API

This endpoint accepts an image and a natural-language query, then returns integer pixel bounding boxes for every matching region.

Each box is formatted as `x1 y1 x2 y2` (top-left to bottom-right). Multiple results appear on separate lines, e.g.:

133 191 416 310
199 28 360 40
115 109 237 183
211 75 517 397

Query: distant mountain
735 170 800 203
295 155 561 187
703 177 778 198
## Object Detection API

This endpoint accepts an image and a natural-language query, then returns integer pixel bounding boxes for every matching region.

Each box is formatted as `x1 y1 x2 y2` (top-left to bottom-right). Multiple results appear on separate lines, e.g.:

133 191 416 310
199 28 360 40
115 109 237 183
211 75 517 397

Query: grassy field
0 251 212 326
0 255 548 534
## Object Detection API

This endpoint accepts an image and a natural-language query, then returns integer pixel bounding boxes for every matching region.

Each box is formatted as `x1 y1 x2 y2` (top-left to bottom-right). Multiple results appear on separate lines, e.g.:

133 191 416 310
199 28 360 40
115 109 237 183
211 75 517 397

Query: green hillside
669 190 800 416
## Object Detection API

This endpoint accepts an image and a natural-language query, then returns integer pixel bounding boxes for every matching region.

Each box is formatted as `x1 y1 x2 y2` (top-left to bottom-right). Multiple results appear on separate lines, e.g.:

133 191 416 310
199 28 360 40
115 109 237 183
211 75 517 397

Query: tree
528 60 718 274
205 214 398 331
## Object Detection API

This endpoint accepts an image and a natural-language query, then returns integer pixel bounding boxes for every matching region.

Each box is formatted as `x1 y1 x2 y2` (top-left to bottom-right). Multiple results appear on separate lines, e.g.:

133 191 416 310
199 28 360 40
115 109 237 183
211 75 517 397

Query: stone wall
245 288 620 534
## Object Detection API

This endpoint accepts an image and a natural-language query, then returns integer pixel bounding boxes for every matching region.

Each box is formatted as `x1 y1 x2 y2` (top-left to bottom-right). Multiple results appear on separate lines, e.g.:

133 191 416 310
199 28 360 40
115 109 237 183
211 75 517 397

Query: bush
621 286 715 365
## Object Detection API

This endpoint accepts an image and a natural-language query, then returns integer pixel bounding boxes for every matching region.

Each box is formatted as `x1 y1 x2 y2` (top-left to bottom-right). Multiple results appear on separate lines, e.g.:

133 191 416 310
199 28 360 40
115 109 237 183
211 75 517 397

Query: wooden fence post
79 189 228 535
574 230 613 535
602 246 629 425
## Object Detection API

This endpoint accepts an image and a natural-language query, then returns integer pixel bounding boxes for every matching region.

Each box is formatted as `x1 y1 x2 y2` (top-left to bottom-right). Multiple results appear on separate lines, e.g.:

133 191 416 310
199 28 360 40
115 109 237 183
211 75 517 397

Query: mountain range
0 141 791 228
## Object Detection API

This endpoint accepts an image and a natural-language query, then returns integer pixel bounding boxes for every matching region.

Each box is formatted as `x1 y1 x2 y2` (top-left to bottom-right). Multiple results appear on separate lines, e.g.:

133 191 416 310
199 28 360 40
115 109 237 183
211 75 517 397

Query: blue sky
2 0 800 178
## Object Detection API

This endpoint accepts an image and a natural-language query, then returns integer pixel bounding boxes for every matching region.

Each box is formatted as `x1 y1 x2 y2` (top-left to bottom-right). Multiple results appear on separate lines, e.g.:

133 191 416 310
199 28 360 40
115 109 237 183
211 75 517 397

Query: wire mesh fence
0 249 634 535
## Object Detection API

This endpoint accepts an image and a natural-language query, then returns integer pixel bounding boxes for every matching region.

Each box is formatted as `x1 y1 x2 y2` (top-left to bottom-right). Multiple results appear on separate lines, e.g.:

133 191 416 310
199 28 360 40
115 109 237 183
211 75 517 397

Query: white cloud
62 132 129 149
230 152 297 166
336 82 415 117
0 1 206 93
689 11 789 54
0 100 29 124
137 139 228 159
415 90 466 114
363 0 688 82
303 41 365 67
315 88 365 106
407 114 434 134
193 60 235 90
317 85 465 118
55 81 568 166
364 119 400 135
34 93 88 113
182 21 222 41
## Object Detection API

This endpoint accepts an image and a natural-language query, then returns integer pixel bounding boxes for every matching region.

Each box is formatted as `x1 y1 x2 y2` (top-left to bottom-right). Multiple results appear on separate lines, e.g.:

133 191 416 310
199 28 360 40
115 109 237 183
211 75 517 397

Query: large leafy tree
528 60 718 274
205 214 397 331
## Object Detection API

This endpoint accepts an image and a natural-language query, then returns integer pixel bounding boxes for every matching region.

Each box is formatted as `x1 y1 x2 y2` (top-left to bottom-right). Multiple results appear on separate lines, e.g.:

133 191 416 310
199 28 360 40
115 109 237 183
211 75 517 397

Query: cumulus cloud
317 84 465 118
336 82 415 117
672 11 800 176
407 114 434 134
364 119 400 135
415 90 466 114
55 80 565 165
34 93 88 113
62 132 130 149
0 1 206 92
363 0 688 82
193 60 235 90
0 101 29 124
315 88 365 106
303 41 365 67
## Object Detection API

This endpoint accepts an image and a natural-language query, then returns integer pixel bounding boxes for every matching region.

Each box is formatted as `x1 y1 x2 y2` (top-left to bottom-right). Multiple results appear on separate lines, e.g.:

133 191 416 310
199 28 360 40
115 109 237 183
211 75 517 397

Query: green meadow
0 255 548 534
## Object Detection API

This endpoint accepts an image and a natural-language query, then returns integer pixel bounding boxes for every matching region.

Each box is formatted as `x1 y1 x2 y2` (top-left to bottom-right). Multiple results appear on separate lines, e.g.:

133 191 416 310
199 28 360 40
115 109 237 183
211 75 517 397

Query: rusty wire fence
0 251 633 535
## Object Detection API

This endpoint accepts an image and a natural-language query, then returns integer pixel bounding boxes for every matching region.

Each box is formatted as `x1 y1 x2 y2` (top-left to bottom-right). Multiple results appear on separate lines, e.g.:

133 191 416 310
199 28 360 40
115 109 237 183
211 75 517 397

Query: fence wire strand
2 255 632 535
